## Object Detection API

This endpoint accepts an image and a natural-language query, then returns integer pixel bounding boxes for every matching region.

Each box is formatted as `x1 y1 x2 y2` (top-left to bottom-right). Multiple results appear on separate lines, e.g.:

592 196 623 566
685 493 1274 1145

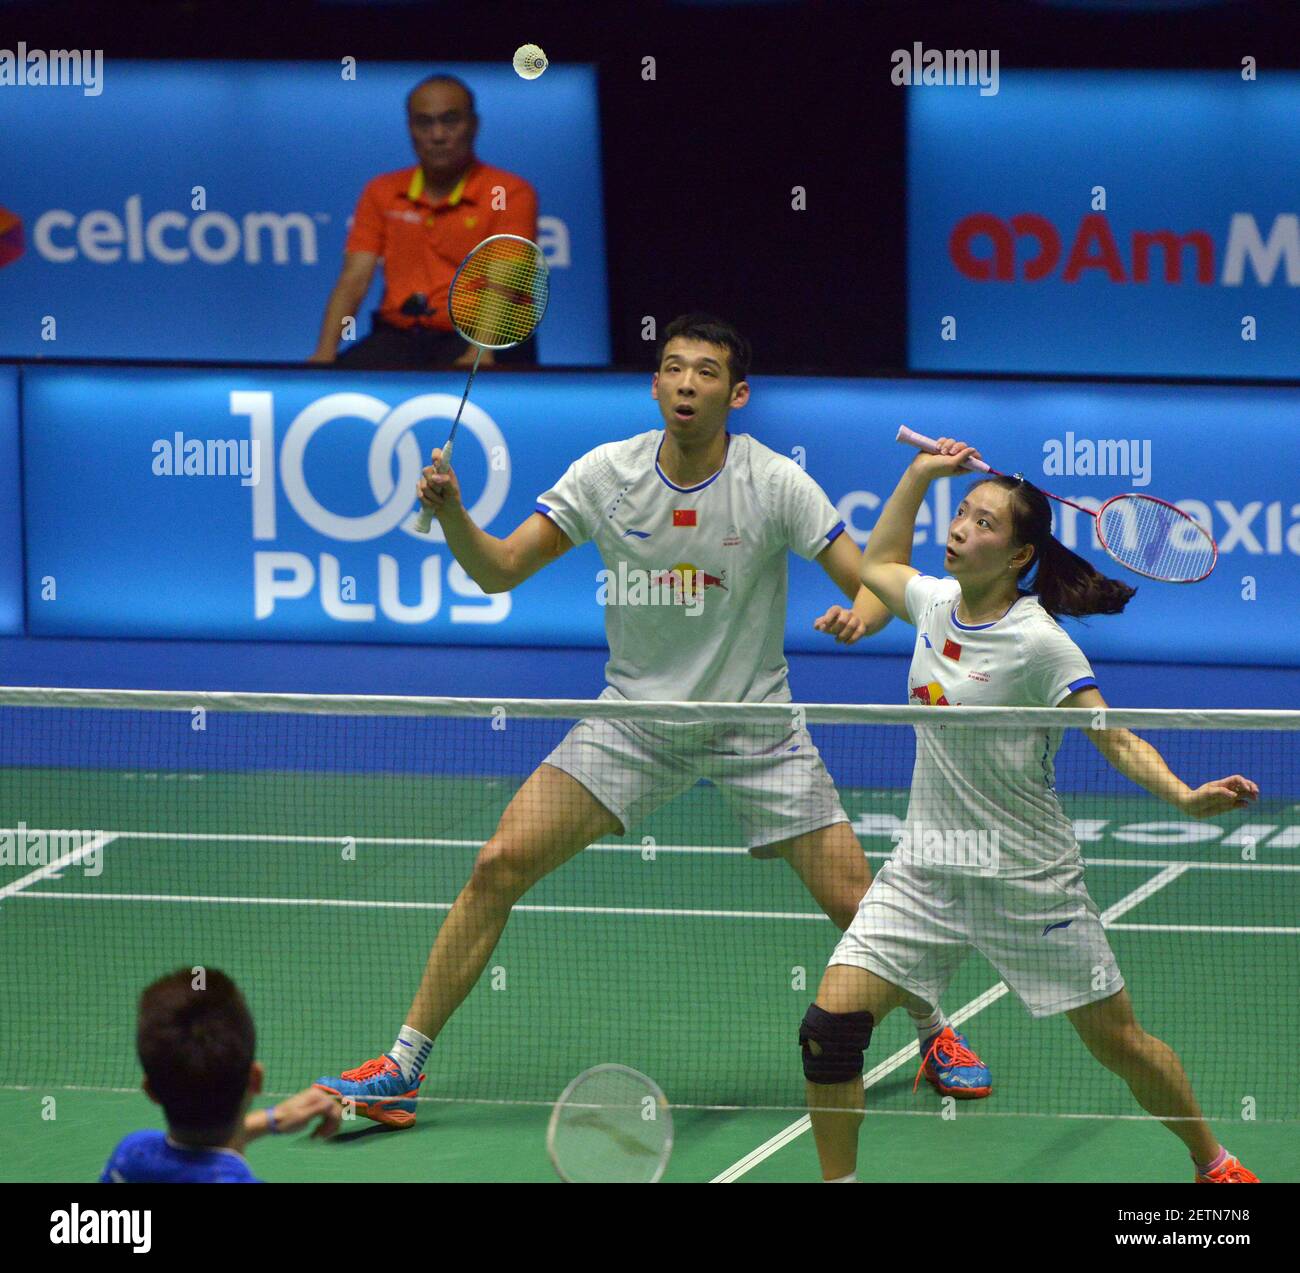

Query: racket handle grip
895 425 991 473
412 439 455 534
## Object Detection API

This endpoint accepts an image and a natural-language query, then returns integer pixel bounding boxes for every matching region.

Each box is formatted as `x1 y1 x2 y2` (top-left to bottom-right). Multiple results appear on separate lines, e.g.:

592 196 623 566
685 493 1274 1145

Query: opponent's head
652 313 751 439
406 75 478 181
137 967 262 1144
951 476 1135 617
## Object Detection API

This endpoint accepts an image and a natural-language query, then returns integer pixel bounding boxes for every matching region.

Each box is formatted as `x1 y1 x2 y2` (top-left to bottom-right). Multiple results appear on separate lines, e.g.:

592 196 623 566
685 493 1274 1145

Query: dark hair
137 968 255 1137
970 476 1136 619
657 313 752 388
406 74 476 118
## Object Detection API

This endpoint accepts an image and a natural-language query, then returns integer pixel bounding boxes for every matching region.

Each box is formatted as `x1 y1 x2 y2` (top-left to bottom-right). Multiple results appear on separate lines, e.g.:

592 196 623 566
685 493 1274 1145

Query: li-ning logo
231 391 511 624
50 1205 151 1253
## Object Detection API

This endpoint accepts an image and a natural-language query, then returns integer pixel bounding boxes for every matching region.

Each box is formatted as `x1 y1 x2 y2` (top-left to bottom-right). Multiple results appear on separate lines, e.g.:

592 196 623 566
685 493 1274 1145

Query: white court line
9 891 828 922
0 828 751 854
1109 923 1300 935
10 892 1295 934
3 828 1297 870
710 863 1189 1184
0 832 117 902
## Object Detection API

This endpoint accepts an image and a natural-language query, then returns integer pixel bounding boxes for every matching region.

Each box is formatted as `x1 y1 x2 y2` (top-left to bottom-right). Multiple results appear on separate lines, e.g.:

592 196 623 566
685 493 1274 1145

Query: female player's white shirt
902 573 1098 878
536 431 845 703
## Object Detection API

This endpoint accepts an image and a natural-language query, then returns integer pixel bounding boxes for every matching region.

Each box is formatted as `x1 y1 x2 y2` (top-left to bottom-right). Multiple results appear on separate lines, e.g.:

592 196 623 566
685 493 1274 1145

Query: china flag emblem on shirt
673 509 697 527
942 639 962 661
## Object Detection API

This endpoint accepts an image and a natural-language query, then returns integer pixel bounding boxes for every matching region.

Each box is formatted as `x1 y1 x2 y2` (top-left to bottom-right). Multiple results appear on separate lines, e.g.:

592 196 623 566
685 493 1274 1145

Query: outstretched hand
269 1087 343 1140
813 605 868 645
1179 774 1259 818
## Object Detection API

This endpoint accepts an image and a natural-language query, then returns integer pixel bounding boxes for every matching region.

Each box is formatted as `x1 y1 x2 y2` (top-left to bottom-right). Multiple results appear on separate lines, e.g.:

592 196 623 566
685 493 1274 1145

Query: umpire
311 74 539 370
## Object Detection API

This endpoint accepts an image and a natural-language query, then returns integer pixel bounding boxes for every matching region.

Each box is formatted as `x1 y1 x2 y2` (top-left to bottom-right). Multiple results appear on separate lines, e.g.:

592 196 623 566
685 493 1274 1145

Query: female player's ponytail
975 476 1137 619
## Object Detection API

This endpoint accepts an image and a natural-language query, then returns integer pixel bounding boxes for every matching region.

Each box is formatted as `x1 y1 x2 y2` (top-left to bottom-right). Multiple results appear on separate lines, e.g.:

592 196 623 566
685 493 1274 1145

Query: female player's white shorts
830 858 1125 1017
543 715 849 853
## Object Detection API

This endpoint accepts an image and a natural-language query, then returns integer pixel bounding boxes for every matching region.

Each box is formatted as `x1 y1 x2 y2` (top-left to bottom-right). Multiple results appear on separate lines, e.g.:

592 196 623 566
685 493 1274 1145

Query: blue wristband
265 1107 278 1134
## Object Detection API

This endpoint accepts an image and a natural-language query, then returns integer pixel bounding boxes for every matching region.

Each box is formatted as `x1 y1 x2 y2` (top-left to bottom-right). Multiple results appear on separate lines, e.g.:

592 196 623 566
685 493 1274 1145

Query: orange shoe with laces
313 1054 425 1128
913 1026 993 1100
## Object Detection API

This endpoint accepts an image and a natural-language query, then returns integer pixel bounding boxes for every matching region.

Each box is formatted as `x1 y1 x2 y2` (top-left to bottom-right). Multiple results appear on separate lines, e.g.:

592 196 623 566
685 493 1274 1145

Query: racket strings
549 1067 672 1183
449 238 549 348
1097 495 1216 583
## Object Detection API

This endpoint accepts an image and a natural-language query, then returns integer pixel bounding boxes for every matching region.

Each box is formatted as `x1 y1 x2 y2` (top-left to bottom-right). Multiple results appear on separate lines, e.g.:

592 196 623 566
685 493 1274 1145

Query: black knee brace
799 1003 874 1084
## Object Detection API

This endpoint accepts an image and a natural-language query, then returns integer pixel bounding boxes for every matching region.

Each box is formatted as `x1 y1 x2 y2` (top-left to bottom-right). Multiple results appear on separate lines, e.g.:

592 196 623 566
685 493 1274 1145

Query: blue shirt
101 1130 260 1183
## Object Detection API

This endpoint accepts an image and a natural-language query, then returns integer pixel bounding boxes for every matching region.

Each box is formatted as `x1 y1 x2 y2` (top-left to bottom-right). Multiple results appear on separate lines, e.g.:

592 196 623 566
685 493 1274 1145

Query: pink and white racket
895 426 1217 584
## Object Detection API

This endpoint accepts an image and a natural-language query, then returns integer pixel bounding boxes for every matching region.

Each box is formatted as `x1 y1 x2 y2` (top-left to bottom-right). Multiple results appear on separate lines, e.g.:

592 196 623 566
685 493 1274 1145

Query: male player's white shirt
902 573 1098 878
536 431 845 703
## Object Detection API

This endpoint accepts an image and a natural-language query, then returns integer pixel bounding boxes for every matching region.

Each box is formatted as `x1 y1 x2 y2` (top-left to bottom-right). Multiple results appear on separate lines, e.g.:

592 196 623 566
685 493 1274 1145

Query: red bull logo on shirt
652 562 727 600
911 680 951 706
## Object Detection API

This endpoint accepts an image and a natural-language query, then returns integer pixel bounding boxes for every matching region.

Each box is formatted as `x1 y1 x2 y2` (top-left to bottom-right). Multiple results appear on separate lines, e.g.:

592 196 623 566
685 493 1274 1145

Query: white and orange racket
896 426 1218 584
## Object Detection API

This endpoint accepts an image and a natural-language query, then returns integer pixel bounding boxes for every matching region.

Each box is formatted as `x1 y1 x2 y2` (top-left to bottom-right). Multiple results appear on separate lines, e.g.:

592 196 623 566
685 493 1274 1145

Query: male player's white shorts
830 858 1124 1017
543 715 848 853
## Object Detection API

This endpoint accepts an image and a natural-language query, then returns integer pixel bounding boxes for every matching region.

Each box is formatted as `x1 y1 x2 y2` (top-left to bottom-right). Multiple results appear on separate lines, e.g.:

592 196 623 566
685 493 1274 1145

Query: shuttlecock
513 44 548 80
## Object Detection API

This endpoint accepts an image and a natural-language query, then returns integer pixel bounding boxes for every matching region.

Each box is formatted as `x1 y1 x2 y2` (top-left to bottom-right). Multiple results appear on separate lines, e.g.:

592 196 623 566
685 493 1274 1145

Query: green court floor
2 766 1296 1182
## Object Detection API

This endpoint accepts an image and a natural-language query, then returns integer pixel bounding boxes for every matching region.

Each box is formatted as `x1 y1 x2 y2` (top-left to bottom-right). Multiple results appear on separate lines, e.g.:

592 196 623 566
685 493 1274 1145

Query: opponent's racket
896 426 1218 584
413 234 550 533
546 1064 673 1184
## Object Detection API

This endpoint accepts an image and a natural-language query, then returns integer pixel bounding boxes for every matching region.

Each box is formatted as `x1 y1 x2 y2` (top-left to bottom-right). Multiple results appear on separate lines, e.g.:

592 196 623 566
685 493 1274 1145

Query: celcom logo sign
34 195 320 265
231 391 511 627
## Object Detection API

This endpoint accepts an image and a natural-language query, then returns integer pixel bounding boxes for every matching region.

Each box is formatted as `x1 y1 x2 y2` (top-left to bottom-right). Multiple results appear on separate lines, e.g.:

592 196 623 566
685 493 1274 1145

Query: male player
103 968 339 1183
314 315 991 1125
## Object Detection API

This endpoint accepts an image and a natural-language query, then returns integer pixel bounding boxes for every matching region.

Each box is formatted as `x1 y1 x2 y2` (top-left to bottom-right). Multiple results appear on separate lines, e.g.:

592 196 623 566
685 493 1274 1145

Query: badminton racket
547 1064 673 1184
896 425 1217 583
413 234 550 533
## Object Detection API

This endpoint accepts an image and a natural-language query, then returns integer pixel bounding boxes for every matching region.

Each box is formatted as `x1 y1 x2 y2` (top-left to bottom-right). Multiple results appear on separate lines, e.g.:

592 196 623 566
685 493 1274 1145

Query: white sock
826 1173 857 1183
390 1024 434 1083
910 1006 947 1044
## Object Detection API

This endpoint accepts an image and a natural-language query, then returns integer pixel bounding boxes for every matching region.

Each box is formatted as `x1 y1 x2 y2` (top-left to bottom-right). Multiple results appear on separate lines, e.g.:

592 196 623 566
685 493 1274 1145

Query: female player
797 437 1260 1184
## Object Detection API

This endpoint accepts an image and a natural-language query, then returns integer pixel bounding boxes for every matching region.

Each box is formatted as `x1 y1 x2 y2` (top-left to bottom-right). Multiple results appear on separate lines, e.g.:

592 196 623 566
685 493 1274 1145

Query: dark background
5 0 1298 373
